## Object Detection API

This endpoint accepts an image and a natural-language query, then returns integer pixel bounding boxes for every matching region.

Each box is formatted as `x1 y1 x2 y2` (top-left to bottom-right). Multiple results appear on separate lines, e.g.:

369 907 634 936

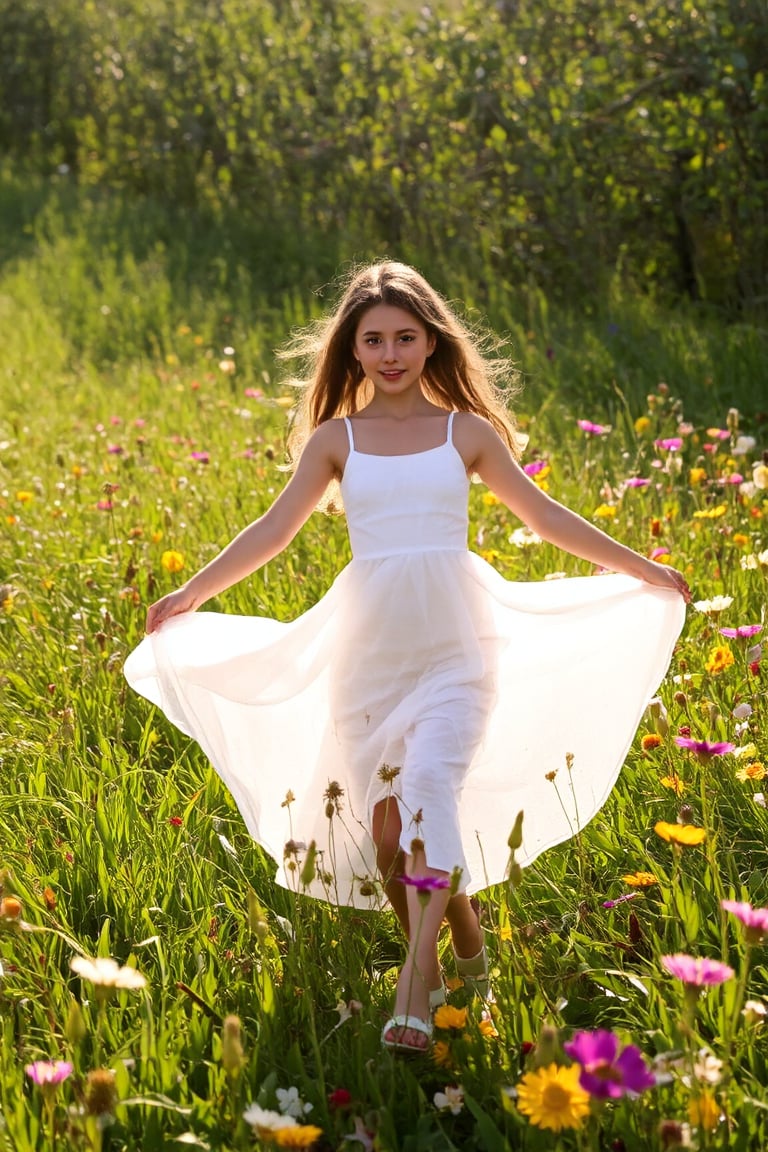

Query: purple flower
721 900 768 943
523 460 547 477
190 451 210 464
661 954 734 986
107 444 124 455
654 437 683 452
577 420 610 436
602 892 641 910
674 737 735 758
25 1061 73 1087
719 625 762 640
400 875 450 892
624 477 650 488
563 1030 655 1098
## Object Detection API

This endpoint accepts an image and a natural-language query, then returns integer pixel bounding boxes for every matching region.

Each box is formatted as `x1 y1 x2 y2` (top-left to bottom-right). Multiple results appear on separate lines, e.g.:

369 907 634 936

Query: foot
381 1014 432 1053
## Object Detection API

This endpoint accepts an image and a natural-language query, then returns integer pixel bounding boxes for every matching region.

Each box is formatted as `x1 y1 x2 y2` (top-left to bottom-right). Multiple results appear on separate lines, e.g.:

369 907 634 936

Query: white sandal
381 1014 433 1053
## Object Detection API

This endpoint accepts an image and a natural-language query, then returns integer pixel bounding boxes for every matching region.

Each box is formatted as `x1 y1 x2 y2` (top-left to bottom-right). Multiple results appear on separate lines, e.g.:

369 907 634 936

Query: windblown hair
280 261 526 501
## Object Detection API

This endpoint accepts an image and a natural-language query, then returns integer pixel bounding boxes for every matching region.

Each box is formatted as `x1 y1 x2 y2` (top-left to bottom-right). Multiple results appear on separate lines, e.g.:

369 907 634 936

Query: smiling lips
381 369 405 379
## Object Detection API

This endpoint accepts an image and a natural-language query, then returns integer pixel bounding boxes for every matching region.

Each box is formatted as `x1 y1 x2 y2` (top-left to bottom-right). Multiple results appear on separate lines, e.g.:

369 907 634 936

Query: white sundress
123 412 686 908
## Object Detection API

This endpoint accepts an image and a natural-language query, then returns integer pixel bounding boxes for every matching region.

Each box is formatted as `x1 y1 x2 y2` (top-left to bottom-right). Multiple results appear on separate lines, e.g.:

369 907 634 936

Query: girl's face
353 304 435 395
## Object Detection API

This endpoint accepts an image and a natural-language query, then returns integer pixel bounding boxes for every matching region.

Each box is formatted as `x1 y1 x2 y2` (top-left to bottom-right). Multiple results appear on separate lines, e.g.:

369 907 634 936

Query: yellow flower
1 592 14 615
16 490 34 503
533 465 551 484
689 467 707 485
479 549 499 563
516 1063 590 1132
622 871 658 887
432 1040 453 1067
734 742 757 760
731 533 749 547
434 1005 468 1031
593 504 617 519
654 821 706 846
634 416 651 434
705 645 734 675
151 530 163 544
479 1016 499 1038
272 1126 324 1149
642 733 663 751
693 505 727 519
72 464 84 478
482 491 500 506
735 762 766 782
161 550 185 574
660 774 685 796
688 1091 721 1132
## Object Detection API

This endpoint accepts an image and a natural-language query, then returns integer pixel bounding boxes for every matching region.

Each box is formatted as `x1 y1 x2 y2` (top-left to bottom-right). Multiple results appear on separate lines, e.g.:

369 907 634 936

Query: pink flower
524 460 547 476
721 900 768 943
244 387 264 399
708 428 730 440
96 500 113 512
602 893 641 910
722 473 744 484
400 874 450 892
654 438 683 451
661 954 734 986
624 477 650 488
107 444 124 455
577 420 610 436
719 625 762 640
651 547 670 560
25 1061 73 1087
675 737 735 758
190 451 210 464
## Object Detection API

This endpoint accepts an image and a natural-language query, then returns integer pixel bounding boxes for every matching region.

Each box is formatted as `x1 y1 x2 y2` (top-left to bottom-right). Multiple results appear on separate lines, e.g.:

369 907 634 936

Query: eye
365 337 381 346
399 335 415 343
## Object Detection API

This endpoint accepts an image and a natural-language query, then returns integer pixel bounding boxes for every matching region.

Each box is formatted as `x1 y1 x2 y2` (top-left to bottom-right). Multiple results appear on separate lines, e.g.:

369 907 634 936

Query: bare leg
445 893 483 959
371 798 409 936
384 842 449 1049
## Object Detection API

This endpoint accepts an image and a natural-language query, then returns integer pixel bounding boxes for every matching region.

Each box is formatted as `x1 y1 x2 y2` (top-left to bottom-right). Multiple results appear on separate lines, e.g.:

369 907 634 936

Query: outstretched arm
456 415 691 601
145 422 343 632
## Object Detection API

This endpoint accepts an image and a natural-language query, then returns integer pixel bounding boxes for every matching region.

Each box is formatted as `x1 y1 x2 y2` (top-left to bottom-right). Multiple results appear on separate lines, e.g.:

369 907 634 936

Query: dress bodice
340 413 470 559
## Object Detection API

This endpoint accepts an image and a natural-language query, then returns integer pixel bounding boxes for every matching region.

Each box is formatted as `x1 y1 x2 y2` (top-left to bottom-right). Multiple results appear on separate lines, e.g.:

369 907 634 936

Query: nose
381 342 397 362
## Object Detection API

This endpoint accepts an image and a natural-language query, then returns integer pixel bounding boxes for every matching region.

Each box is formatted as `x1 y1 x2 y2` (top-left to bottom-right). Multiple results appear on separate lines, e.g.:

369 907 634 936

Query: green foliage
1 0 767 307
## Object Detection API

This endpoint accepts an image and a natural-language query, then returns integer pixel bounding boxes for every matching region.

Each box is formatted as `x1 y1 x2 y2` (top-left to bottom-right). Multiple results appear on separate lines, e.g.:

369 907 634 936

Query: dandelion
160 550 185 574
623 871 658 887
654 822 706 846
721 900 768 944
16 490 34 503
704 645 735 674
433 1005 468 1031
70 955 147 997
434 1085 464 1114
563 1030 656 1098
661 954 734 987
516 1063 590 1131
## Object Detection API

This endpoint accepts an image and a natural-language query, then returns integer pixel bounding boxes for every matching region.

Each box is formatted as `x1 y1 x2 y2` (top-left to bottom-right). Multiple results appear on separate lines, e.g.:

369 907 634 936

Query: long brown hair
281 260 526 469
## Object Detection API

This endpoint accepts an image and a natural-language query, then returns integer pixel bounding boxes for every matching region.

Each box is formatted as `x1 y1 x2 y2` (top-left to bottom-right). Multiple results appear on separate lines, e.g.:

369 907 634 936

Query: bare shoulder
452 411 503 469
303 418 349 475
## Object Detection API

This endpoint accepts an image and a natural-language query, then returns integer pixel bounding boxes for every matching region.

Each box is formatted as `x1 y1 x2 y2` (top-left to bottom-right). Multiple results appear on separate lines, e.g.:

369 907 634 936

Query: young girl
124 261 689 1053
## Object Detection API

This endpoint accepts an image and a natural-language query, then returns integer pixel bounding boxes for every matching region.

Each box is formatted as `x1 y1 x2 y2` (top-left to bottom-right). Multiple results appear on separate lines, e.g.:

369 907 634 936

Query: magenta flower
524 460 547 477
654 437 683 451
708 428 730 441
563 1030 655 1098
25 1061 73 1087
602 893 641 910
244 387 264 399
661 954 734 986
674 737 735 758
721 900 768 943
624 477 650 488
577 420 610 436
719 625 762 640
190 451 210 464
650 547 670 560
400 875 450 892
107 444 124 455
96 499 113 512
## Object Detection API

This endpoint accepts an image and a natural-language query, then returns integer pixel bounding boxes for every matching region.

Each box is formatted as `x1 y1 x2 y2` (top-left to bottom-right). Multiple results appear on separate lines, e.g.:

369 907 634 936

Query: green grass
1 175 768 1150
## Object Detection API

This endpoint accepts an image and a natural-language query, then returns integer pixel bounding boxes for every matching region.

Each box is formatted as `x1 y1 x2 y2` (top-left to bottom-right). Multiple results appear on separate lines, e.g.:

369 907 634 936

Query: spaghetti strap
446 411 455 444
343 416 355 452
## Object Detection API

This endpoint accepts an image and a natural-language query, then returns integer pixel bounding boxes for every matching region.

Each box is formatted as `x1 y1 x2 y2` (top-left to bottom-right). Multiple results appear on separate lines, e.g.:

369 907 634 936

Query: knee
372 800 403 875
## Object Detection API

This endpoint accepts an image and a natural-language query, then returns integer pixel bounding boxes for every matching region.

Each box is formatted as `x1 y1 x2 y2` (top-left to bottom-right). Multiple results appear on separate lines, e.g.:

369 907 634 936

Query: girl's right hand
145 585 199 633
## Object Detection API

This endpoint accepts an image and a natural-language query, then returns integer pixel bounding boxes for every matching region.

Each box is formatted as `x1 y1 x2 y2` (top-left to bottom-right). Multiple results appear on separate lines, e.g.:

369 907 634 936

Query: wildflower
273 1126 324 1148
160 550 185 574
721 900 768 944
276 1087 313 1118
689 468 707 485
624 477 650 488
720 624 762 639
655 438 683 451
523 460 547 477
743 999 767 1025
482 491 500 505
661 954 734 986
0 895 22 920
516 1063 590 1131
16 490 34 503
732 703 753 719
733 742 758 759
563 1030 655 1098
602 893 641 909
676 736 736 759
687 1091 721 1131
707 427 730 440
623 871 658 887
70 955 147 995
432 1041 453 1067
642 733 663 751
731 533 749 547
693 595 733 614
434 1085 464 1114
84 1069 118 1116
328 1088 352 1109
334 999 363 1025
479 1014 499 1038
661 774 685 796
25 1061 73 1087
704 645 735 674
243 1104 298 1136
190 451 210 463
654 822 706 846
693 505 727 519
344 1116 375 1150
692 1049 723 1085
594 504 617 518
510 526 542 547
577 419 610 435
400 874 450 892
754 793 767 808
634 416 651 434
753 463 768 489
735 762 766 782
433 1004 468 1031
733 435 756 455
218 359 236 374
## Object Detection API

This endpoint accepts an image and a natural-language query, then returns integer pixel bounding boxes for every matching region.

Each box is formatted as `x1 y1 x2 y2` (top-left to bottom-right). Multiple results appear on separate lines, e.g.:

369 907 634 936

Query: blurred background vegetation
1 0 766 314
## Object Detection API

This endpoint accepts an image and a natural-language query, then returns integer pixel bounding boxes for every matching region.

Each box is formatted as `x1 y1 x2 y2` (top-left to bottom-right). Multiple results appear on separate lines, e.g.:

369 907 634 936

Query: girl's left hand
642 562 691 604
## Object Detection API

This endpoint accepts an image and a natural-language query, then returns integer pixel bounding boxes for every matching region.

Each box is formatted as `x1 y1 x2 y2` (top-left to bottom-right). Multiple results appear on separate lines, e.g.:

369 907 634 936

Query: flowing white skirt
123 552 686 908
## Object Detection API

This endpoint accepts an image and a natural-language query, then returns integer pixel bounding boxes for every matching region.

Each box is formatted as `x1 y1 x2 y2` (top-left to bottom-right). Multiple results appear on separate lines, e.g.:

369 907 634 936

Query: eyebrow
360 327 419 336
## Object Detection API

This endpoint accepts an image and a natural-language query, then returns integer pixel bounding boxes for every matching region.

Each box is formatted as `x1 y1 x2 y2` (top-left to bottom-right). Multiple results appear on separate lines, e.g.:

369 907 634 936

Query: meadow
1 176 768 1150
